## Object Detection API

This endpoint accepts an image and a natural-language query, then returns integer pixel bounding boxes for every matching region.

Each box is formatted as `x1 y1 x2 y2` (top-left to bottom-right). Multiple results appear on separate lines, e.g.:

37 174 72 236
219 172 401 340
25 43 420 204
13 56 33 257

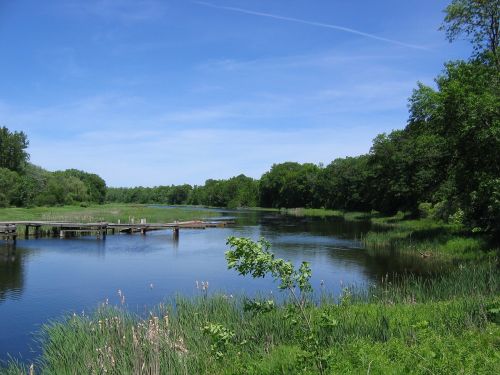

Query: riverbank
282 207 498 261
2 261 498 374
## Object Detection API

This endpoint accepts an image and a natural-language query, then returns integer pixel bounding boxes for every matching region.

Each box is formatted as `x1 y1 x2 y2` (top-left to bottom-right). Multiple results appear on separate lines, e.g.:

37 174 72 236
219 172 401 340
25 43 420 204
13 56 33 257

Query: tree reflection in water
0 244 24 303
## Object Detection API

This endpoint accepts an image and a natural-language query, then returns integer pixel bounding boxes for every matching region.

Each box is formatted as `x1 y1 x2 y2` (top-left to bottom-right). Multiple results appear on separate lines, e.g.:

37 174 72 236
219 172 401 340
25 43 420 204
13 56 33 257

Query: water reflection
362 248 451 280
0 244 24 303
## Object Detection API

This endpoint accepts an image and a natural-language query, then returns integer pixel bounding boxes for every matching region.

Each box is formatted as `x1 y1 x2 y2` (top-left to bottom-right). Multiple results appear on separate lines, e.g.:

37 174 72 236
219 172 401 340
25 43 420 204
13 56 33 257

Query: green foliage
226 237 312 294
315 156 370 211
243 299 276 315
441 0 499 62
106 174 259 208
202 323 235 360
0 126 107 208
260 162 320 208
0 168 20 207
0 126 29 172
225 237 326 373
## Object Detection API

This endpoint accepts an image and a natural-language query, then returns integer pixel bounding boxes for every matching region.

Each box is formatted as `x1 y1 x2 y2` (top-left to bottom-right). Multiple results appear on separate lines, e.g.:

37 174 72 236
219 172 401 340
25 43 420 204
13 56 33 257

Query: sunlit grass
0 204 218 224
2 262 498 374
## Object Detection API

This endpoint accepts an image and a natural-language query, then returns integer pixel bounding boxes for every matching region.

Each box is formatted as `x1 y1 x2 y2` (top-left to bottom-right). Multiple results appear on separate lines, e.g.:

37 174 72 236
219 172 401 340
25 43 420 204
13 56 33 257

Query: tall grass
361 215 497 261
0 204 218 230
2 261 498 374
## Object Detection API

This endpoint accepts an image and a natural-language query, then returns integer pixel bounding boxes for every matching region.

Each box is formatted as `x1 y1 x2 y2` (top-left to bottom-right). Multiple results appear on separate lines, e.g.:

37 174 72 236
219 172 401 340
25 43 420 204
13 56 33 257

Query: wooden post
173 227 179 240
34 226 40 238
25 225 30 239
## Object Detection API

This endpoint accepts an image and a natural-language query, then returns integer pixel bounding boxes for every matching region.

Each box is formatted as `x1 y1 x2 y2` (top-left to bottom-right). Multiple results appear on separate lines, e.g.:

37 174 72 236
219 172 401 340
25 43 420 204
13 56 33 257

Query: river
0 207 398 362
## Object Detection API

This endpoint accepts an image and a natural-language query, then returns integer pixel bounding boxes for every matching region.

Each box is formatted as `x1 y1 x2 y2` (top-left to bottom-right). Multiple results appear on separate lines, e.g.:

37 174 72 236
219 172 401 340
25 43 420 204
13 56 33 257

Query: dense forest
1 0 498 239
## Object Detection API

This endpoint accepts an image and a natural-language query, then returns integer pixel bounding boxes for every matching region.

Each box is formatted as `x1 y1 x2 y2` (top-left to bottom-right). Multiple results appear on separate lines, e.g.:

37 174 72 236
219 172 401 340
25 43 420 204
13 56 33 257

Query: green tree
62 169 106 204
260 162 320 208
409 60 500 234
168 184 192 205
0 126 29 172
0 168 20 207
441 0 499 68
316 156 371 211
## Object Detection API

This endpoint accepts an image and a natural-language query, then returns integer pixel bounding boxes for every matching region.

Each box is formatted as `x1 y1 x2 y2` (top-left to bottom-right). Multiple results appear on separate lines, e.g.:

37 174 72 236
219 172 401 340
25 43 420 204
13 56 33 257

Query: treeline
0 126 106 207
106 174 259 209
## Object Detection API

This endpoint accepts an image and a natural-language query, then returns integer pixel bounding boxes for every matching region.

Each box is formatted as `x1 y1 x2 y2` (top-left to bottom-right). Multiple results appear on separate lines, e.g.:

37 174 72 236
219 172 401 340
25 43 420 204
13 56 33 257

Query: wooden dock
0 224 17 243
0 220 233 241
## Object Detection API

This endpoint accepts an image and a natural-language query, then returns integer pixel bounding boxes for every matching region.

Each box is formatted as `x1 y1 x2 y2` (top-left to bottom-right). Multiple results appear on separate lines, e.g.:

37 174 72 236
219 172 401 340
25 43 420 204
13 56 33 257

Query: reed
0 204 218 225
2 261 498 374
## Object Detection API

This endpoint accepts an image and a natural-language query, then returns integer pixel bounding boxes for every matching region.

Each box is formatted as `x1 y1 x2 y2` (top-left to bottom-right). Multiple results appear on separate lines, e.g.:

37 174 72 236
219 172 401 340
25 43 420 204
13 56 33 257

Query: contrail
193 1 427 50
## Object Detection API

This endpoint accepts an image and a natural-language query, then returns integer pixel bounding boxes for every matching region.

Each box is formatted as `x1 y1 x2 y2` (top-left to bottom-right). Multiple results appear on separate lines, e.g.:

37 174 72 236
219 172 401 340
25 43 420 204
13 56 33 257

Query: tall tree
441 0 500 68
0 126 29 172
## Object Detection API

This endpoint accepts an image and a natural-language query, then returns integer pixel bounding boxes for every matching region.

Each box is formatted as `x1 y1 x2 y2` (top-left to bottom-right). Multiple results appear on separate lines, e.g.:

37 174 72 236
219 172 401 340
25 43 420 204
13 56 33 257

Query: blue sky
0 0 470 187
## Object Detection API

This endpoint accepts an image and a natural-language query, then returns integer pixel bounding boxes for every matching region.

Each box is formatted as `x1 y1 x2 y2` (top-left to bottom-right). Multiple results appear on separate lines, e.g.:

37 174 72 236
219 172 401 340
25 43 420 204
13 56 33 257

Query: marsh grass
0 204 219 236
360 215 497 262
281 208 344 218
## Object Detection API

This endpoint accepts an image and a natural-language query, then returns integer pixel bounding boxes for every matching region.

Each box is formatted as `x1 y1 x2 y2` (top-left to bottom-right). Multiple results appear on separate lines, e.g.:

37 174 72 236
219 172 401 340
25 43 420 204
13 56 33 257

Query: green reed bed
360 215 498 262
281 208 344 217
0 204 218 235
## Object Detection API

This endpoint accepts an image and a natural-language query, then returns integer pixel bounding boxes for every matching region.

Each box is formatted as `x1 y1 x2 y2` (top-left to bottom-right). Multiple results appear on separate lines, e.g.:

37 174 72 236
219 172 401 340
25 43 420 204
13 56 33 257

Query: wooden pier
0 220 233 241
0 224 17 243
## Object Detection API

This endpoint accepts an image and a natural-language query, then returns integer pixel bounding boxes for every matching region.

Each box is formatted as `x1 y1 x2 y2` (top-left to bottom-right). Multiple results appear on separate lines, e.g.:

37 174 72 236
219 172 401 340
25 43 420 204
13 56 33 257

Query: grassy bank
281 207 344 217
360 216 498 262
0 204 218 224
281 207 498 262
2 261 498 374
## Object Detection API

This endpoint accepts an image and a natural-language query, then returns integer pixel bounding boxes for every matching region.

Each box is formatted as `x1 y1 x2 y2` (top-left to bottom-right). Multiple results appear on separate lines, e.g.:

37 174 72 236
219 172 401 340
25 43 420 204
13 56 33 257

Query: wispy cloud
194 1 428 50
197 50 407 72
63 0 167 22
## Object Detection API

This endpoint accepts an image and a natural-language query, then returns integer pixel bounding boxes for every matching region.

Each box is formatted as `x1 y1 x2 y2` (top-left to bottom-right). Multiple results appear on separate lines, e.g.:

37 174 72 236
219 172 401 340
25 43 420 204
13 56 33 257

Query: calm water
0 208 396 362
